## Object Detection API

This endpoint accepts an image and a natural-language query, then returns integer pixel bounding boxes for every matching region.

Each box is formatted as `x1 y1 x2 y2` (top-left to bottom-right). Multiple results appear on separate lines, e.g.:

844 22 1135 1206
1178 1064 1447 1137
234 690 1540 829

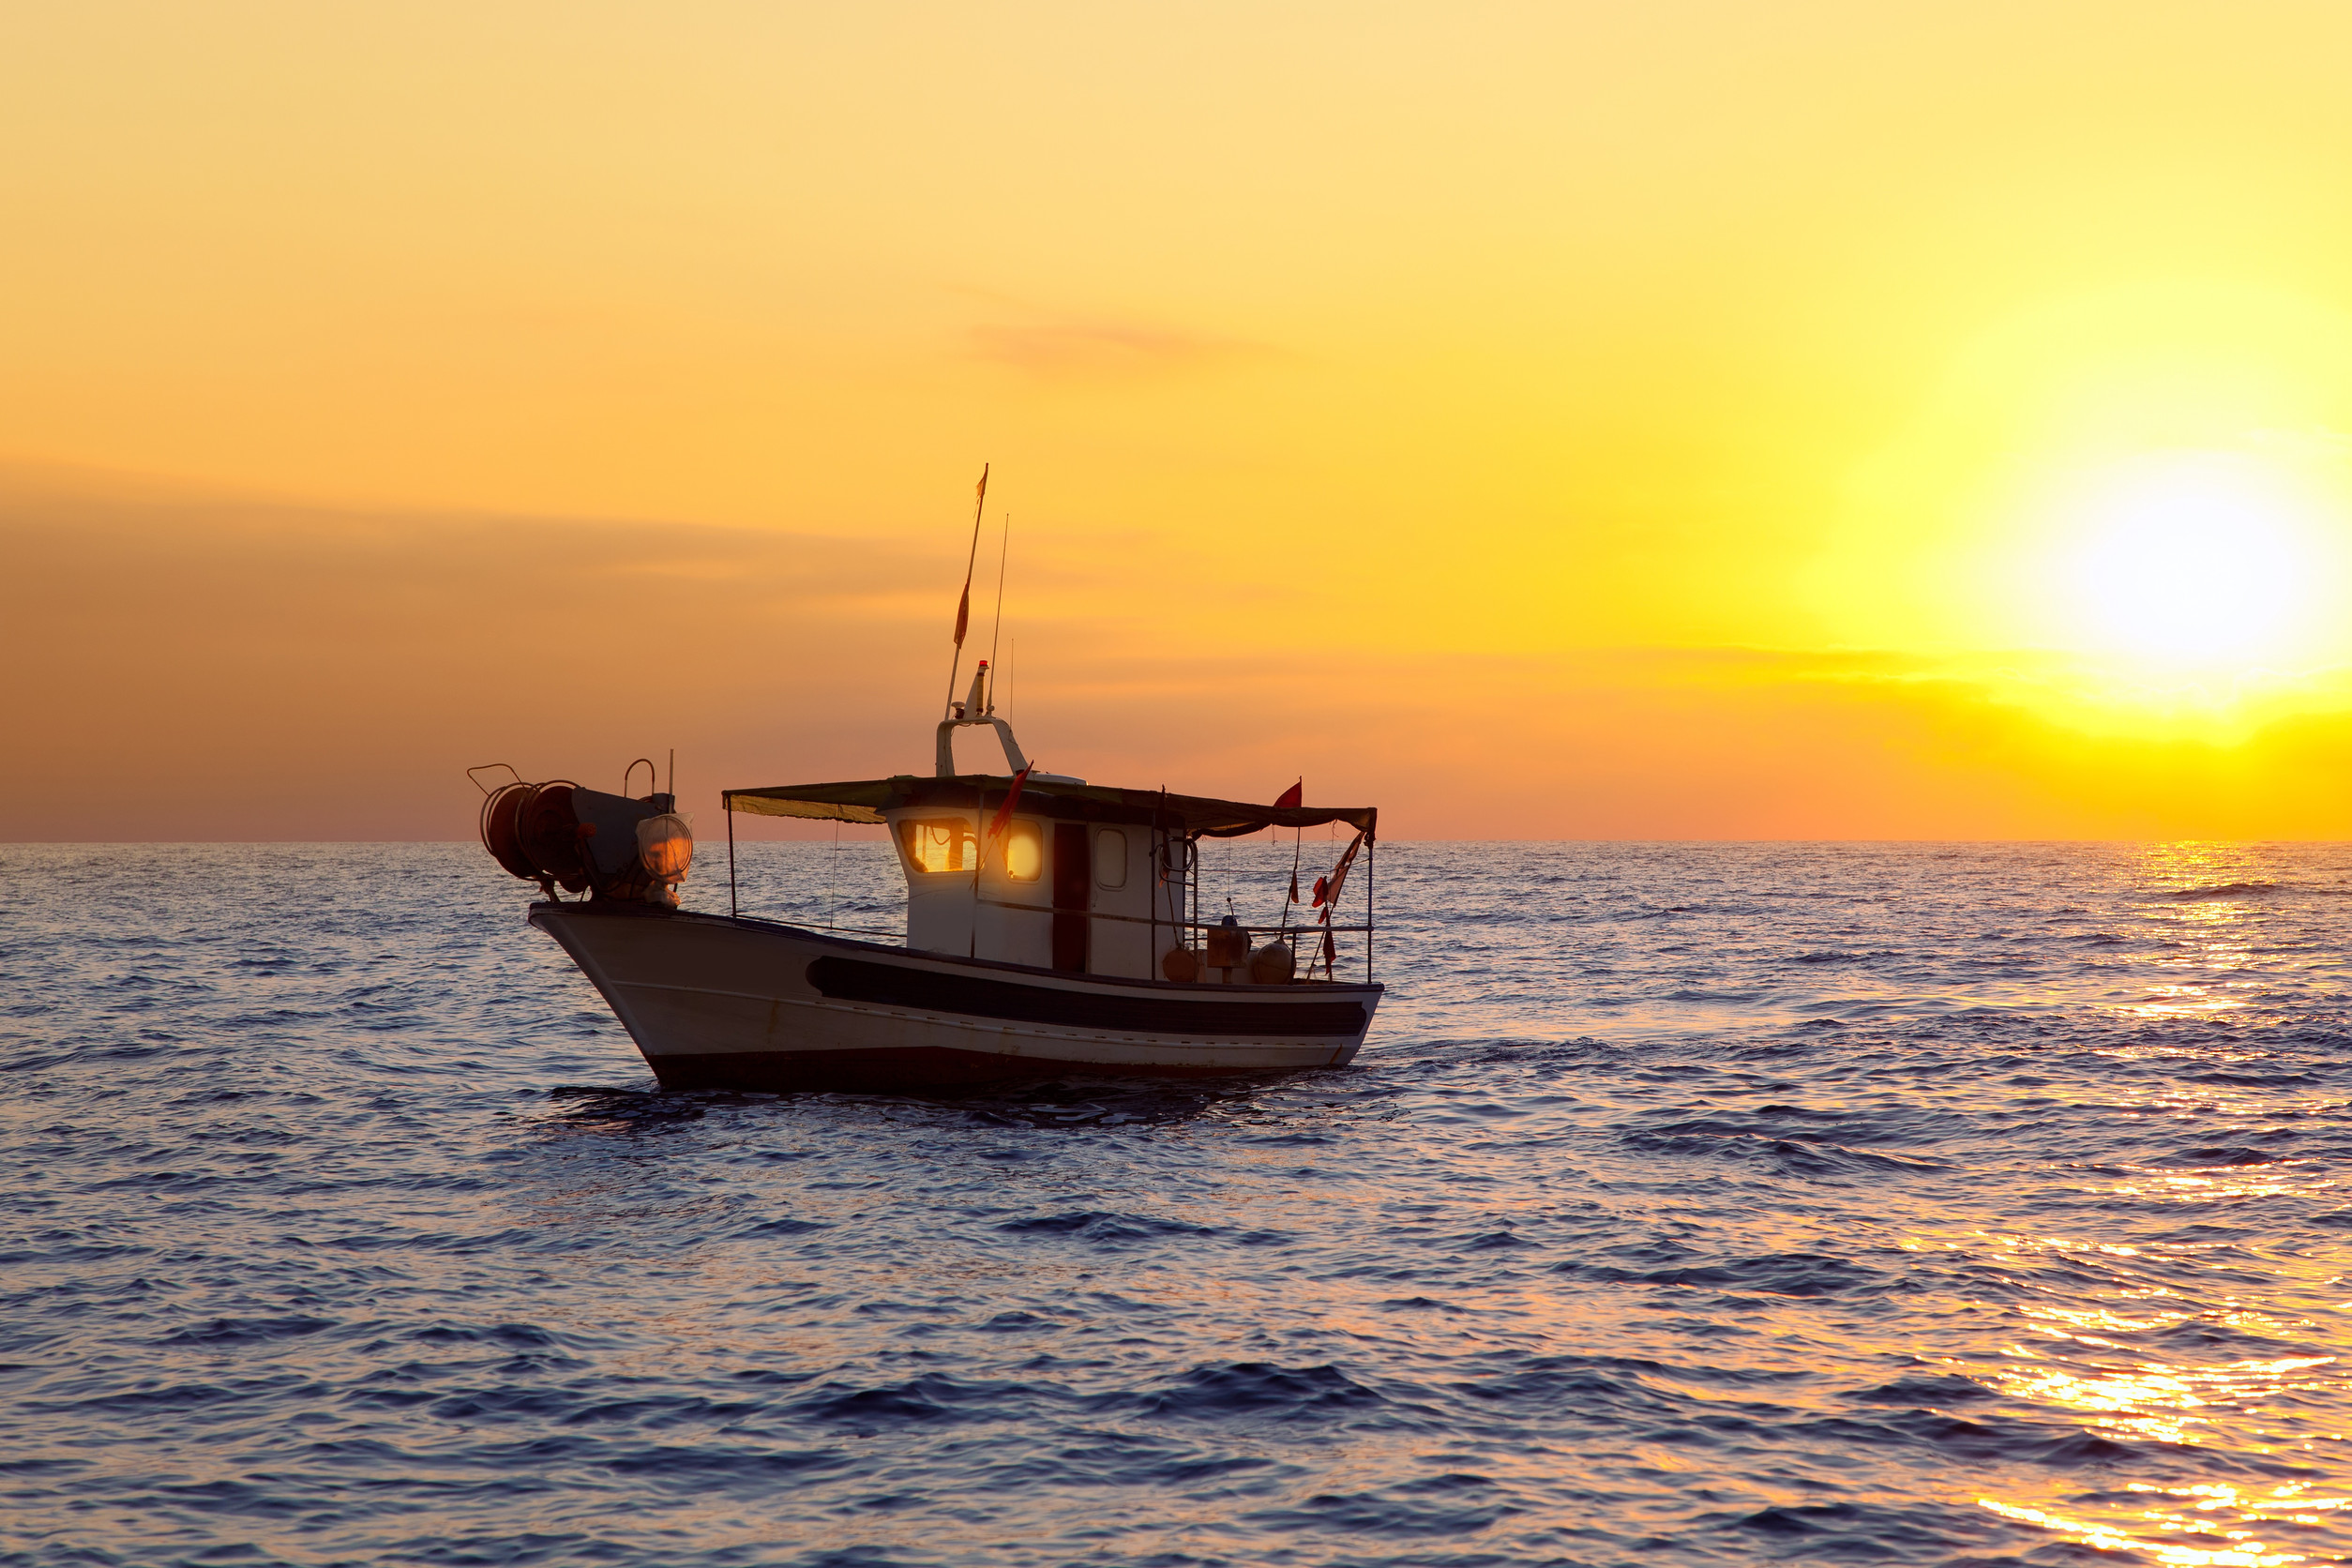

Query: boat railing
1175 920 1373 936
971 896 1368 935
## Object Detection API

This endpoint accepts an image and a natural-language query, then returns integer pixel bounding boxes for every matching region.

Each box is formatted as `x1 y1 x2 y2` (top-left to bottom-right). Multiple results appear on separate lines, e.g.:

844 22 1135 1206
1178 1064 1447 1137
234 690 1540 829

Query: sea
3 840 2347 1567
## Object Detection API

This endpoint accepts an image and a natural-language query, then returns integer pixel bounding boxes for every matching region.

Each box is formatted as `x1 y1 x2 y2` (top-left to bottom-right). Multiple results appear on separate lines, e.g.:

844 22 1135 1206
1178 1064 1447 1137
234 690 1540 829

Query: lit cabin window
1003 820 1042 882
900 818 974 874
1094 828 1127 889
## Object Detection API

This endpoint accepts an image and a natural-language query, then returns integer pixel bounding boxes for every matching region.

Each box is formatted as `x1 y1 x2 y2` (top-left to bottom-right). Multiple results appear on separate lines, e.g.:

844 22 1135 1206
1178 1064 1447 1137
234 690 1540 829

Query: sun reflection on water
1980 1484 2347 1567
1944 1188 2348 1564
1988 1346 2336 1448
2107 1166 2317 1202
2109 843 2284 1022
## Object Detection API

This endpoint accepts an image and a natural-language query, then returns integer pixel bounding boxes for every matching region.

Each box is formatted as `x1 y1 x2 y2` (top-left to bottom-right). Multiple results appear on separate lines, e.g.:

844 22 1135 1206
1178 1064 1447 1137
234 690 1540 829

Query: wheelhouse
720 772 1376 984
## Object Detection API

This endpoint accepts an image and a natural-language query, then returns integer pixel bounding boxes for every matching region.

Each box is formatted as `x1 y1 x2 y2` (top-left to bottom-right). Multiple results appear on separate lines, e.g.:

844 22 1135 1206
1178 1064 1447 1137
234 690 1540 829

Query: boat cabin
721 710 1375 984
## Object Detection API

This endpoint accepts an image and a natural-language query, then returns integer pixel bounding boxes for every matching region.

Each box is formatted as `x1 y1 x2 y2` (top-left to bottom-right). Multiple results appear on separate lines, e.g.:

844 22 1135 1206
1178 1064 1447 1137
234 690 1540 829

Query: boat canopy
725 775 1376 839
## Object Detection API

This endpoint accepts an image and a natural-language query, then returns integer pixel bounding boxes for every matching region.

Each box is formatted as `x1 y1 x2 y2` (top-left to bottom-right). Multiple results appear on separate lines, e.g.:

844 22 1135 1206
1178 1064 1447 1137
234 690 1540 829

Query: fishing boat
470 480 1381 1092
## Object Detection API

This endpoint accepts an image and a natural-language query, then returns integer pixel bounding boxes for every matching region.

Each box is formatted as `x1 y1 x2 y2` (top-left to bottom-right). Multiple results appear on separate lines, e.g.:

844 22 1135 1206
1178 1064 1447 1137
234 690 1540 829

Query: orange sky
10 3 2352 838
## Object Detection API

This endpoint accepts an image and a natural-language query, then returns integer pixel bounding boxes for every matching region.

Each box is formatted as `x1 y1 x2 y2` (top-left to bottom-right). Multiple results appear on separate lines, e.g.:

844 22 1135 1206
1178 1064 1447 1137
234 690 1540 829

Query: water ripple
0 840 2347 1565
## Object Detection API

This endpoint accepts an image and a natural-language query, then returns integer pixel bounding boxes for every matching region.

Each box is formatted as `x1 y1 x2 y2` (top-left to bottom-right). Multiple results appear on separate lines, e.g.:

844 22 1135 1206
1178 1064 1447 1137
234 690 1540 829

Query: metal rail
972 897 1368 934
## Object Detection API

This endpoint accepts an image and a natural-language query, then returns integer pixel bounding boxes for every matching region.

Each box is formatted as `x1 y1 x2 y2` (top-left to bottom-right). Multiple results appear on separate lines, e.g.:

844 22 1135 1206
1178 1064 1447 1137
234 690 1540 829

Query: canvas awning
724 776 1375 839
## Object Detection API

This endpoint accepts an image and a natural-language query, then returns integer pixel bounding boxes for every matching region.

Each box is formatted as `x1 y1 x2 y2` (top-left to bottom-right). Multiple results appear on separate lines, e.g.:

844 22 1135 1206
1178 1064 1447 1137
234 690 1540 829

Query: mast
942 464 988 717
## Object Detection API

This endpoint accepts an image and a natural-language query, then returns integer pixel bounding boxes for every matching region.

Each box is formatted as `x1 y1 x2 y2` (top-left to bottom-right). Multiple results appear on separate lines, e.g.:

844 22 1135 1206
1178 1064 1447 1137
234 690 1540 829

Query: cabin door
1051 822 1090 972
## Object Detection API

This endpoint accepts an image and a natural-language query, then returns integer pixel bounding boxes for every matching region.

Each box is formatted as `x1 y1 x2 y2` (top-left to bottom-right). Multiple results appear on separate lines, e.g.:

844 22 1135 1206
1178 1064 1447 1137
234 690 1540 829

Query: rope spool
478 781 538 882
515 781 592 893
475 771 687 905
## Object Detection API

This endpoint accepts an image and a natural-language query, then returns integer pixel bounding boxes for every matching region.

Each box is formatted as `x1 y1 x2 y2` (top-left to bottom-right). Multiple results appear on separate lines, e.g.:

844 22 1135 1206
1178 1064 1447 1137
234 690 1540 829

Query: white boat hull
531 903 1381 1090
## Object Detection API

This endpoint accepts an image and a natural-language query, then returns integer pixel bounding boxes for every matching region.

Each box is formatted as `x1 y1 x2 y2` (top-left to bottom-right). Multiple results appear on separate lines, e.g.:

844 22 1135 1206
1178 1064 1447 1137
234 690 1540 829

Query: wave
2159 880 2284 900
1140 1361 1390 1422
1552 1250 1895 1298
792 1376 989 1426
996 1210 1247 1246
1238 1476 1510 1540
1620 1126 1948 1178
152 1315 335 1348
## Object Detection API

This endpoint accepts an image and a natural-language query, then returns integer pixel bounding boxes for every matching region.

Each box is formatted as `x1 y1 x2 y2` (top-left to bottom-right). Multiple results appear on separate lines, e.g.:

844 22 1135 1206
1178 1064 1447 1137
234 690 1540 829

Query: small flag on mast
1277 776 1304 907
954 464 989 647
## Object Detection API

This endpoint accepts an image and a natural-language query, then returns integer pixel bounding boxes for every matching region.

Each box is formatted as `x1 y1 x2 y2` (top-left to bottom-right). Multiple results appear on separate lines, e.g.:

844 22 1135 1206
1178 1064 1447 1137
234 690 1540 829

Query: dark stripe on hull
805 956 1368 1038
647 1046 1336 1092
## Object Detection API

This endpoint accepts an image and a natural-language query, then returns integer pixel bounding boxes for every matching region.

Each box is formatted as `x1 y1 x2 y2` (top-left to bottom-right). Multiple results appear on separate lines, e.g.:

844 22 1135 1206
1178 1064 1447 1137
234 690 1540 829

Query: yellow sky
10 3 2352 837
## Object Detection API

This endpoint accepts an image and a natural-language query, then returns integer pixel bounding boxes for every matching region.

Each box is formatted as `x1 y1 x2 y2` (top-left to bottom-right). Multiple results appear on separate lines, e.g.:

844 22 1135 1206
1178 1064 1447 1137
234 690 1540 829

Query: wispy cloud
964 310 1268 381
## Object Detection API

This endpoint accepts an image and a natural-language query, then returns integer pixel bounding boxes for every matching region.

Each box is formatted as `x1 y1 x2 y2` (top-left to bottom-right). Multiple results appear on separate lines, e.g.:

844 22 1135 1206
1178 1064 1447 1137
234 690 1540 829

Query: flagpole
1282 778 1303 942
943 464 989 719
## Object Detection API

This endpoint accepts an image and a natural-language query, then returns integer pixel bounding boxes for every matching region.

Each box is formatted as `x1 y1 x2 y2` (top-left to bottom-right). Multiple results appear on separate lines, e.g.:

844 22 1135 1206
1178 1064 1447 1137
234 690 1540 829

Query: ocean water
3 839 2348 1567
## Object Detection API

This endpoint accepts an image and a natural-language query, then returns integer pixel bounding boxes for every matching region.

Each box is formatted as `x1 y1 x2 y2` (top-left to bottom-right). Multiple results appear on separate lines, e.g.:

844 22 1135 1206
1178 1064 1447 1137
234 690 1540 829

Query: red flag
1318 830 1366 912
1288 870 1300 903
1274 778 1303 809
953 583 970 647
1311 875 1328 907
987 761 1034 841
1320 927 1336 970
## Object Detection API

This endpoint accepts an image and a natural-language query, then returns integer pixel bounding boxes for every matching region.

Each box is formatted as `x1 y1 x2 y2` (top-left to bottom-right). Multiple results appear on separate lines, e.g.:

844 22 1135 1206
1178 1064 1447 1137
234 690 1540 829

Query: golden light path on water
1925 845 2352 1565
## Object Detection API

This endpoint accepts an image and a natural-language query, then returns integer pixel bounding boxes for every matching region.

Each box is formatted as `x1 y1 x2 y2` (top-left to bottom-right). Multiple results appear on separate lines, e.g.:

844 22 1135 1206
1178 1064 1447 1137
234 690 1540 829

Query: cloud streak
964 311 1268 381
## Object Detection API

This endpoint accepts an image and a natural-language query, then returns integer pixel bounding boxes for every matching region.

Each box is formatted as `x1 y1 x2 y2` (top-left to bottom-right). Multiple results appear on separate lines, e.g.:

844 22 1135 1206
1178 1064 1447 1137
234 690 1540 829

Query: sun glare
2053 452 2334 671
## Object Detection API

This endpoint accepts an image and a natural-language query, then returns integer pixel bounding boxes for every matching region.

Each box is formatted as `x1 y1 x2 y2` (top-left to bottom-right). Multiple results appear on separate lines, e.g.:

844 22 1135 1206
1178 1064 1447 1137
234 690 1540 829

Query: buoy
1248 941 1295 985
1161 946 1200 982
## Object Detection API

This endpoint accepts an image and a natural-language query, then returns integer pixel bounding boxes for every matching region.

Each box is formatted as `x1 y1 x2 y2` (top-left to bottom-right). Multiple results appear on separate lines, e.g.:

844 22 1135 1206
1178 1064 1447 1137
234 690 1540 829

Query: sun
2052 450 2334 671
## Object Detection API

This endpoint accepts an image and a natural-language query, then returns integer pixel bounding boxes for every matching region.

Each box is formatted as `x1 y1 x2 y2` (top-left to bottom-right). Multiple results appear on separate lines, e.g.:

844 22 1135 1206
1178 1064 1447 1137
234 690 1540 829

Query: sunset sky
12 3 2352 838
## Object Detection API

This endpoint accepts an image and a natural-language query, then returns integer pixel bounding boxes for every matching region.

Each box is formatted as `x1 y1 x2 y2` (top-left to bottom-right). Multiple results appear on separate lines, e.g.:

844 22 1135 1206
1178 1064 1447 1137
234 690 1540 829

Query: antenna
986 513 1010 712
